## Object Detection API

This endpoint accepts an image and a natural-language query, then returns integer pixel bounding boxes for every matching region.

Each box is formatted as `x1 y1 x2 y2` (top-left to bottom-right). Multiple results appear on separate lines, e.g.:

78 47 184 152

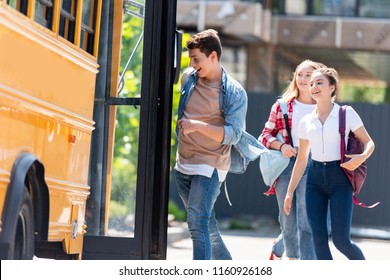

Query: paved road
167 228 390 260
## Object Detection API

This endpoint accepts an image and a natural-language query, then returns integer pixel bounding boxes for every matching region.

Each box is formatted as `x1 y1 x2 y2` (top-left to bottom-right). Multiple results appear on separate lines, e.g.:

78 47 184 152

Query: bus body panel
0 5 96 256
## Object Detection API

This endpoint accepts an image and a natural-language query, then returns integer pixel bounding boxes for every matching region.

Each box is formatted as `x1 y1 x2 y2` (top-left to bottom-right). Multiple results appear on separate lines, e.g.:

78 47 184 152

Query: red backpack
339 105 379 208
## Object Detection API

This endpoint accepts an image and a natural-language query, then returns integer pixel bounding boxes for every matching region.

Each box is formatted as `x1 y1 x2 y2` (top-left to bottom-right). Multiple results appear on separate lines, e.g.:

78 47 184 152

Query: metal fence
169 93 390 232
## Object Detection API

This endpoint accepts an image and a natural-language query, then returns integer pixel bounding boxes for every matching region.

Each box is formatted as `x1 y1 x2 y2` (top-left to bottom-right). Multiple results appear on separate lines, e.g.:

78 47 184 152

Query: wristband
279 143 285 151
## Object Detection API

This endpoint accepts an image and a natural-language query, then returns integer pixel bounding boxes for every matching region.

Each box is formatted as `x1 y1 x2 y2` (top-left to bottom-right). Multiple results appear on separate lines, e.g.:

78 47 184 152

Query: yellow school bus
0 0 179 260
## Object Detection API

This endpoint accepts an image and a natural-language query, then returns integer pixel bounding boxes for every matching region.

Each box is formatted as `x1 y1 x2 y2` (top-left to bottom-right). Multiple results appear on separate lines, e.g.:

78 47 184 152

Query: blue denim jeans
272 210 331 258
275 156 316 259
173 169 232 260
306 160 365 260
272 233 284 257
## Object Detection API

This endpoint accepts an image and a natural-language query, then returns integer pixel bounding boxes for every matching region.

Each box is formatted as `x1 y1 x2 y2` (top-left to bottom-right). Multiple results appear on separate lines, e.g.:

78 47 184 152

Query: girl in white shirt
283 67 375 259
260 60 324 260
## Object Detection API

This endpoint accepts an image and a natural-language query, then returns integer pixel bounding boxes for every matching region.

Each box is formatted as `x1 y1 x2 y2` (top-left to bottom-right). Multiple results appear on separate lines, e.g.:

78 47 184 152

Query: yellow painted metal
93 0 102 57
27 0 35 19
0 2 101 256
52 0 61 34
74 0 83 47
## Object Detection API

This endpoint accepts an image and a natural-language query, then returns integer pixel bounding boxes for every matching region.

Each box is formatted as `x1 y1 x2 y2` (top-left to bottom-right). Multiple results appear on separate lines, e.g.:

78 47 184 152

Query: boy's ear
210 51 218 61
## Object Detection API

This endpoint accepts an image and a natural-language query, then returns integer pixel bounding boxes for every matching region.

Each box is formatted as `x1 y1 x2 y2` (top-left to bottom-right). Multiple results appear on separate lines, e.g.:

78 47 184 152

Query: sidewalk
167 221 390 260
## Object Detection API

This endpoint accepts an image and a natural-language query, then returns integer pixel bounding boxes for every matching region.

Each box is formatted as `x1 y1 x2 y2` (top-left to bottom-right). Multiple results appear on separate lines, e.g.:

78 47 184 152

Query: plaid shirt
260 98 295 148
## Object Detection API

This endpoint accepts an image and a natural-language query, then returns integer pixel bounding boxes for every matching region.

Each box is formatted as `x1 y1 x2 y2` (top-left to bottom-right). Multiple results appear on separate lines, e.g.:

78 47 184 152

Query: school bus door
81 0 179 259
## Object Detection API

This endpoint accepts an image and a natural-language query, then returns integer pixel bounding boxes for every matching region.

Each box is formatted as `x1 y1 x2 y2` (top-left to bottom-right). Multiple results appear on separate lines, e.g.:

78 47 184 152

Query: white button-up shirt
299 103 363 162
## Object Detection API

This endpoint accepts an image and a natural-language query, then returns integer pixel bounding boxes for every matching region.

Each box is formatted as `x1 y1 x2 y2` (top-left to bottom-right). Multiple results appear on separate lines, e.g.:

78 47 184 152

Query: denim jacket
176 67 267 174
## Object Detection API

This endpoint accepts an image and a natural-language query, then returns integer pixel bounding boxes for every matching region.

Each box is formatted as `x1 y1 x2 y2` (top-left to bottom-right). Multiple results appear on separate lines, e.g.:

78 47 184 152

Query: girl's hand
340 154 365 171
281 144 297 158
284 193 293 215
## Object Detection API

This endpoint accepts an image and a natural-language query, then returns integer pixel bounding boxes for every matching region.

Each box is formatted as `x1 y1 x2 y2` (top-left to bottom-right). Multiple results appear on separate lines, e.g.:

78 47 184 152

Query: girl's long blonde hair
282 59 325 101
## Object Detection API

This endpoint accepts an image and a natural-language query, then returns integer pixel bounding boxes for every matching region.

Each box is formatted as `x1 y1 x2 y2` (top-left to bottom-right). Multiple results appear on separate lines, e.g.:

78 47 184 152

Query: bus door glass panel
107 2 144 238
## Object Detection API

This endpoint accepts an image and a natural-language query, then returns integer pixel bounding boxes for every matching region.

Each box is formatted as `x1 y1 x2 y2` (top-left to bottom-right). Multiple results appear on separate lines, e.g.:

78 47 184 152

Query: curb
167 222 189 245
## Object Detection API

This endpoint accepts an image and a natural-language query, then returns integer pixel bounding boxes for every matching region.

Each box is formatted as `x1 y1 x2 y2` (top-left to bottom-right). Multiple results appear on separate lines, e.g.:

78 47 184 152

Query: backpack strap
339 105 347 164
277 98 293 147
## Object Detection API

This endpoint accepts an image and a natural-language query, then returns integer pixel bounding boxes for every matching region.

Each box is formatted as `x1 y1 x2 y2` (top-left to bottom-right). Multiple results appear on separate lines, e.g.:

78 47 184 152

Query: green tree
340 84 386 104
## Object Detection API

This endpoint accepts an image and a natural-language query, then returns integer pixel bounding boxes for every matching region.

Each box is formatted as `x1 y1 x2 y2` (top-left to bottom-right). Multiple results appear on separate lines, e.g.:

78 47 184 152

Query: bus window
5 0 99 56
80 0 98 55
59 0 77 44
6 0 28 15
34 0 54 29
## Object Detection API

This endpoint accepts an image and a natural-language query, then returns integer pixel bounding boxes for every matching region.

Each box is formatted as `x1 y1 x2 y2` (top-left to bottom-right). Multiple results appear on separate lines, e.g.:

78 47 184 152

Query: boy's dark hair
186 29 222 60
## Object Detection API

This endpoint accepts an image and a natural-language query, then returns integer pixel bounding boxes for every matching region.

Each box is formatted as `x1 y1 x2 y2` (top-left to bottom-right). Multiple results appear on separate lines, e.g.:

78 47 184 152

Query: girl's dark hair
314 67 339 97
186 29 222 60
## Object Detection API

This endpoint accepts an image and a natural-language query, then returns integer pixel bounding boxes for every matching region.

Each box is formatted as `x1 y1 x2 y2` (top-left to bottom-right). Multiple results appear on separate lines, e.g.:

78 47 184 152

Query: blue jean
306 160 365 260
272 233 284 257
173 169 232 260
272 210 331 258
275 156 316 259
